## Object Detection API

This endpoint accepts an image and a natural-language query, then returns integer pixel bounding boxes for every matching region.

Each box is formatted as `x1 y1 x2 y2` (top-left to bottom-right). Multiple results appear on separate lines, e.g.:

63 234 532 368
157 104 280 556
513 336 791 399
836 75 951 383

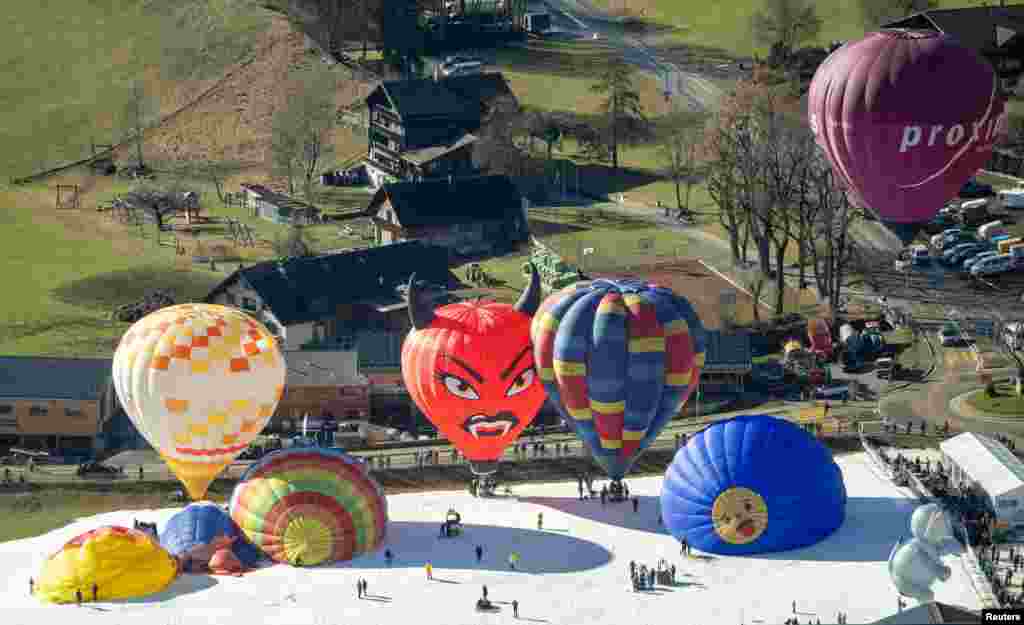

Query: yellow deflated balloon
112 303 287 500
37 526 180 603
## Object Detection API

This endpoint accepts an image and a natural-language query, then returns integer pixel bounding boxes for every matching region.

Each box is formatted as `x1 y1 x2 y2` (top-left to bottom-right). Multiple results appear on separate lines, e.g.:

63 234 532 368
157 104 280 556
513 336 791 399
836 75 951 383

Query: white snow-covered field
0 452 980 625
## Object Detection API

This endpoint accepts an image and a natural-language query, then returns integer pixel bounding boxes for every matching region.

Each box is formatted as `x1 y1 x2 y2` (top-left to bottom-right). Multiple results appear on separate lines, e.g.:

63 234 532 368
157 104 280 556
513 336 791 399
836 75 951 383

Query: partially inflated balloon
808 30 1006 244
112 303 286 500
160 502 264 568
36 526 179 603
531 279 705 480
661 415 846 555
230 448 387 566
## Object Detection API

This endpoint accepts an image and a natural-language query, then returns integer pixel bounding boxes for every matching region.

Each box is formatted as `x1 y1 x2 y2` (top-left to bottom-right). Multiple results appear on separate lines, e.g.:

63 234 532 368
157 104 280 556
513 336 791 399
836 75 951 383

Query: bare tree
660 112 705 219
189 160 246 204
473 95 532 177
749 0 823 61
269 65 338 198
123 79 157 170
590 56 646 172
856 0 936 30
806 160 862 326
703 115 750 266
273 223 314 258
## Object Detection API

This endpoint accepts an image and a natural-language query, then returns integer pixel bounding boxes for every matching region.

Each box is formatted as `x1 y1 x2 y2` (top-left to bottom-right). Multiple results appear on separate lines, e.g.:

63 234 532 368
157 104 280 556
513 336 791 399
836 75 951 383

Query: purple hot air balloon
808 30 1006 244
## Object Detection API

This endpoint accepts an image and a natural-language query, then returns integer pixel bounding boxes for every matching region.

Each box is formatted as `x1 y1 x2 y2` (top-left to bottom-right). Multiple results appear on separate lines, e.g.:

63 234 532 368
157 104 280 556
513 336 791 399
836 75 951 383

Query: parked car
1000 188 1024 209
910 244 931 266
76 461 122 477
937 324 962 346
960 178 996 198
875 357 902 380
948 243 990 266
940 235 974 251
971 254 1014 277
964 250 999 273
955 244 994 268
943 242 981 265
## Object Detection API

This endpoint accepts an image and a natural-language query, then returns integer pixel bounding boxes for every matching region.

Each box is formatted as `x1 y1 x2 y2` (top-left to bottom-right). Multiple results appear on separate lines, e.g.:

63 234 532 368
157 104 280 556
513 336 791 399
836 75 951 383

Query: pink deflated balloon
808 30 1006 236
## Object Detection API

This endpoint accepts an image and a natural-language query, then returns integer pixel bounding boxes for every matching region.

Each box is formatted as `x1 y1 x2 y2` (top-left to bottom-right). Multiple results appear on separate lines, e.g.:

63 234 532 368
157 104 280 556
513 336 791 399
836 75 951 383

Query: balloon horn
406 273 436 330
514 263 541 317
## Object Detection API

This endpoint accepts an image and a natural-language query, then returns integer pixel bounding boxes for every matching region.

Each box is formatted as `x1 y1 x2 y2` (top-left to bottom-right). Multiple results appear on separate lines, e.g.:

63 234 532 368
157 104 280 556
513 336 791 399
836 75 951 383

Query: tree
526 110 563 164
269 65 338 198
472 95 532 178
806 159 862 326
660 112 705 218
856 0 937 30
189 159 245 205
590 56 646 171
273 223 314 258
749 0 822 61
123 79 157 170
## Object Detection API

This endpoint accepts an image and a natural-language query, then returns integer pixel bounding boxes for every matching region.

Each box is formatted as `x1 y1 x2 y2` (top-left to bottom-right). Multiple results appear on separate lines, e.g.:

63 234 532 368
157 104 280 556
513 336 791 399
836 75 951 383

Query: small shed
940 432 1024 528
240 184 322 225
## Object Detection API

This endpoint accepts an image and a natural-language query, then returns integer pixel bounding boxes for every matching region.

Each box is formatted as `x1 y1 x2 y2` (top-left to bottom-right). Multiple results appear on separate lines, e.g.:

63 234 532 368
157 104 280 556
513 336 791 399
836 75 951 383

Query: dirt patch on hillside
120 15 373 172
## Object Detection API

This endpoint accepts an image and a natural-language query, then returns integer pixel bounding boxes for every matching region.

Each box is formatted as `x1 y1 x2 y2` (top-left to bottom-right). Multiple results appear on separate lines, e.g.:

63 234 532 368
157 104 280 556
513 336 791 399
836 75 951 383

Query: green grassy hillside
591 0 976 57
0 0 266 179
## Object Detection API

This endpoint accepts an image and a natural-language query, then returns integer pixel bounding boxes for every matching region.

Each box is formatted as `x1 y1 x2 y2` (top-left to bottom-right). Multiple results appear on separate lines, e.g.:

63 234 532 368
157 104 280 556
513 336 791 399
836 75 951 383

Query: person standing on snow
537 512 543 530
482 585 488 601
512 599 519 618
357 579 362 598
426 562 433 580
632 497 639 513
385 549 393 566
475 545 483 562
509 551 519 570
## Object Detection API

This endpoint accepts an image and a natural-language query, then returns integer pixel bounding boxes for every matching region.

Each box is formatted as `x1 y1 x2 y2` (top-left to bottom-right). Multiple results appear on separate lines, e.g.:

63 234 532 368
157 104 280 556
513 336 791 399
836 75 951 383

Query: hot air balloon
808 30 1006 244
889 503 956 600
660 415 846 556
36 526 180 603
401 265 546 491
160 502 264 571
531 279 705 487
229 447 387 566
112 303 287 501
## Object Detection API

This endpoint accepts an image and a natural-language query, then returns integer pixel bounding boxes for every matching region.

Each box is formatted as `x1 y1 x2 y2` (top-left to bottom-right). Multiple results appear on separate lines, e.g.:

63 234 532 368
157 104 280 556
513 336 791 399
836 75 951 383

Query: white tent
940 432 1024 527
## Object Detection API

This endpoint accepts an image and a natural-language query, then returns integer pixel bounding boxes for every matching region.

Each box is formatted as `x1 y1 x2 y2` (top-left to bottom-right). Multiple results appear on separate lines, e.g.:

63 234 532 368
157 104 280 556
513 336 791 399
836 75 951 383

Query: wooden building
239 183 322 225
363 72 515 188
884 5 1024 94
367 174 528 256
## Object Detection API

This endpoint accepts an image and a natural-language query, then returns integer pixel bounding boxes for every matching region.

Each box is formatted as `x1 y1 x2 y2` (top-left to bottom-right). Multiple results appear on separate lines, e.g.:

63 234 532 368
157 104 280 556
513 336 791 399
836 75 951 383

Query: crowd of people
629 559 676 591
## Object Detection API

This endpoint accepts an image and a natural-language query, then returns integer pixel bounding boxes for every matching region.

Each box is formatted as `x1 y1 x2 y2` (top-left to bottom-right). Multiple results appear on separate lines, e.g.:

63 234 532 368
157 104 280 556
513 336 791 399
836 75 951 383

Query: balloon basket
468 462 500 498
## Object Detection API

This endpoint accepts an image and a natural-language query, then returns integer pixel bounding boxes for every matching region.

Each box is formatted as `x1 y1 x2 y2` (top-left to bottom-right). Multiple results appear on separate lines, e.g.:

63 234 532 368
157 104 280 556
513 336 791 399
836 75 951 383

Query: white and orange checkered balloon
112 304 286 500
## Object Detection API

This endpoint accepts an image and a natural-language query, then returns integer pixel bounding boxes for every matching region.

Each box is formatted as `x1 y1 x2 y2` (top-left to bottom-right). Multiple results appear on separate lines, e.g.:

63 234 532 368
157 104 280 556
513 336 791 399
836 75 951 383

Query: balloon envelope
230 448 387 566
531 279 705 480
660 415 847 555
36 526 179 603
808 30 1005 242
111 303 287 500
401 300 546 467
160 502 264 568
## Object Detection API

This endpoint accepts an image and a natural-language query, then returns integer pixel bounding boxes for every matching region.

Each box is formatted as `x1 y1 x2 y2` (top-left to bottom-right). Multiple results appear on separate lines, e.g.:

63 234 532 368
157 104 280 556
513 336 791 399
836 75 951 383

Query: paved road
538 0 723 112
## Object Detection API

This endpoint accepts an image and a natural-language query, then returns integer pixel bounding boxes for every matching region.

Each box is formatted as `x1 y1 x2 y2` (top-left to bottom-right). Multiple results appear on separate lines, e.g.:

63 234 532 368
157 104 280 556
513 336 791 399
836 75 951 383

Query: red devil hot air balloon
401 265 546 494
808 30 1006 244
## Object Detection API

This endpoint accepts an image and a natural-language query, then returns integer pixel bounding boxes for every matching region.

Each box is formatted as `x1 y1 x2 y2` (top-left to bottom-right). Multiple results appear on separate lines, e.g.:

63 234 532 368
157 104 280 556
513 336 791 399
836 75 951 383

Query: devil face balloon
401 267 545 464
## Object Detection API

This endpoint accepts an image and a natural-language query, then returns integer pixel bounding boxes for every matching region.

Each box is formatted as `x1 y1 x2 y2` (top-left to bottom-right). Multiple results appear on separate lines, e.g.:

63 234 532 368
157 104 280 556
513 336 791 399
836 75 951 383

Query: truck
807 317 833 362
521 11 551 34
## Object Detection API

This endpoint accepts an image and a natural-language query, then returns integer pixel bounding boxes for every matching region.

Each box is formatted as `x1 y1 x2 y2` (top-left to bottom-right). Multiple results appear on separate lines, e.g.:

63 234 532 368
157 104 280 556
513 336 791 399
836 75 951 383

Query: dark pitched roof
370 175 522 228
373 72 515 119
242 185 320 216
0 356 112 401
884 6 1024 50
205 241 456 326
703 330 753 373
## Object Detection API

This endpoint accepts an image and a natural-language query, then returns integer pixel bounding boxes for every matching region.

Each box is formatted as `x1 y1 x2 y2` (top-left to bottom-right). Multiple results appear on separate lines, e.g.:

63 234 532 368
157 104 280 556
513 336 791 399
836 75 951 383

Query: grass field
0 0 268 180
964 382 1024 416
590 0 968 57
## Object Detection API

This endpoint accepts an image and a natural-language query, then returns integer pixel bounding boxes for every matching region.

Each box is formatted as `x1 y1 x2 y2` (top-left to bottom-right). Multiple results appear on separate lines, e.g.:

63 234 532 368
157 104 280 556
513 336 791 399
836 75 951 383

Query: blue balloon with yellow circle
660 414 846 555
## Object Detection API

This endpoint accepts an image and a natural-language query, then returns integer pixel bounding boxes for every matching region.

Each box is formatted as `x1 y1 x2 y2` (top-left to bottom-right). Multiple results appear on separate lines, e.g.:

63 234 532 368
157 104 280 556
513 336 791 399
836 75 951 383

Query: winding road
531 0 724 112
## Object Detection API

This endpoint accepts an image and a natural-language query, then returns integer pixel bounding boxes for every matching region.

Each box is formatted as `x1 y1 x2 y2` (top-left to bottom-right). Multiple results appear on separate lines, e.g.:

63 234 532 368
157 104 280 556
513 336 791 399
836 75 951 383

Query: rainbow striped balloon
229 448 387 566
531 279 706 480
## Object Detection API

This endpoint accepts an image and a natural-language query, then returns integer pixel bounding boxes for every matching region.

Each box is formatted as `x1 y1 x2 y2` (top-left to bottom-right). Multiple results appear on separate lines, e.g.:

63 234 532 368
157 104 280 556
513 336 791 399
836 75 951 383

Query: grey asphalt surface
533 0 723 112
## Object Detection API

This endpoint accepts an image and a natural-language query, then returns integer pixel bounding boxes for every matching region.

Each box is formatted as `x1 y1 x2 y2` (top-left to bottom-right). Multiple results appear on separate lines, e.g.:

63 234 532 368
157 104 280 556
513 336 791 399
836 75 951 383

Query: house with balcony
204 241 456 371
363 72 516 188
883 5 1024 94
367 174 528 256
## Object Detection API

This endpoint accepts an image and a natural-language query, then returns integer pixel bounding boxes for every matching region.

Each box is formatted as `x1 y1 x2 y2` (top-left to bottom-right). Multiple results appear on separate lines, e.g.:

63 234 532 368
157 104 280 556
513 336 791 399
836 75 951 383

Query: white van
440 60 483 77
1000 189 1024 209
